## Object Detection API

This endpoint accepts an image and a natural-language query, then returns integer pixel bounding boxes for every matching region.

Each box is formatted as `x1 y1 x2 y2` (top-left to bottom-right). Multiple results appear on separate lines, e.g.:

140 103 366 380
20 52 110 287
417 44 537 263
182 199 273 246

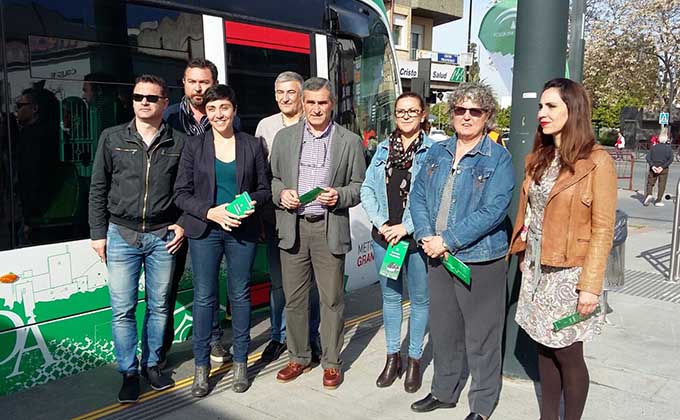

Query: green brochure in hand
379 241 409 280
226 191 254 217
298 186 326 205
441 254 471 285
552 306 601 332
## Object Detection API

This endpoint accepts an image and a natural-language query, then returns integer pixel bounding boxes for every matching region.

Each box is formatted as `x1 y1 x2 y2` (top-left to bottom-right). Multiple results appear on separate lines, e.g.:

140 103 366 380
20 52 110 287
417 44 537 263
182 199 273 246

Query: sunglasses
453 106 486 118
132 94 166 103
15 101 32 109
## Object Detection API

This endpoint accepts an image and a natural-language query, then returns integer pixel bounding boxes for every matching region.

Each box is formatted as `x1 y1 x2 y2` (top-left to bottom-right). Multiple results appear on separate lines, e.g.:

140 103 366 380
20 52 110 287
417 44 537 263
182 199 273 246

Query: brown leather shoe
276 362 311 383
322 368 343 389
403 357 421 393
376 352 402 388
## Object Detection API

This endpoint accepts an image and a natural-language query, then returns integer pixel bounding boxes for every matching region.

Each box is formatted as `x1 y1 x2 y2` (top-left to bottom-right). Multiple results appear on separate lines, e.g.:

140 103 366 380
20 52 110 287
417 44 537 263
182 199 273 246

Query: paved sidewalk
2 188 680 420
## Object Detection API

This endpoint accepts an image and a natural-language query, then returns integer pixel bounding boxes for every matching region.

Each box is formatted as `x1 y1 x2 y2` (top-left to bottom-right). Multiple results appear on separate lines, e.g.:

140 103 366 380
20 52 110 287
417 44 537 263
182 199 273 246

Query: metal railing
667 179 680 282
607 150 635 190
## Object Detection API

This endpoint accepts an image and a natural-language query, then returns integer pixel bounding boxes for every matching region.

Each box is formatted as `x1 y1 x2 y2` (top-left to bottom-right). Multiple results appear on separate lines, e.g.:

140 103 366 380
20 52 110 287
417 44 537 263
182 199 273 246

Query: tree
496 106 511 130
429 101 450 132
468 42 481 83
584 0 680 120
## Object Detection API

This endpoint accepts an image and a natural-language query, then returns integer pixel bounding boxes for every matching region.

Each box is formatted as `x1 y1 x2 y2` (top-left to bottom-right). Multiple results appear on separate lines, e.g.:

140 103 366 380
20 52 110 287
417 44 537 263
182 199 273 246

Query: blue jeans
107 224 176 374
190 228 256 366
372 241 429 358
266 222 321 345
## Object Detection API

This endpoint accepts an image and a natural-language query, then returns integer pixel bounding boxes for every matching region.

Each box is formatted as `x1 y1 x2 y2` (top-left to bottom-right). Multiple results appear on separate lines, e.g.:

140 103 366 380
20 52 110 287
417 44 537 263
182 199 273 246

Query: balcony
396 0 463 26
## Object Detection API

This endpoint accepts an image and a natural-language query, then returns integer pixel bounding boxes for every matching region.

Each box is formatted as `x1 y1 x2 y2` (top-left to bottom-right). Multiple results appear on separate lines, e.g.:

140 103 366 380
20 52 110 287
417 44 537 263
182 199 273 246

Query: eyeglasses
453 106 486 118
395 109 422 118
132 94 166 103
15 102 32 109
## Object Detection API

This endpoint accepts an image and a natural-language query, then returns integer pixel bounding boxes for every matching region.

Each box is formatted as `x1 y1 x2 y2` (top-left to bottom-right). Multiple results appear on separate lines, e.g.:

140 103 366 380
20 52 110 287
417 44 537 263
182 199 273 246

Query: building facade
386 0 464 97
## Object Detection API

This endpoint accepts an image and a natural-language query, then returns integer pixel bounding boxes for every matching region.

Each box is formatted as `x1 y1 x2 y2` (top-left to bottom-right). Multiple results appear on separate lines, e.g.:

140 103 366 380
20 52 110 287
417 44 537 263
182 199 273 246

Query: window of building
410 24 424 60
392 14 407 49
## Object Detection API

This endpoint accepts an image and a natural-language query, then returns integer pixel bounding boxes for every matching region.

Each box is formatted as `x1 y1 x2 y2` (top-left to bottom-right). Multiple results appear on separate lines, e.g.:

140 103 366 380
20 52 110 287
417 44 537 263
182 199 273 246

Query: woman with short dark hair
509 78 616 420
174 84 271 396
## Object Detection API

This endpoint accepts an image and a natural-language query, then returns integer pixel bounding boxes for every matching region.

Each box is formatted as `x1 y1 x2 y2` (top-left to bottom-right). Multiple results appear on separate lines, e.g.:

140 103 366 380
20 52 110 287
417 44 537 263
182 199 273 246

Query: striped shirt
297 121 333 216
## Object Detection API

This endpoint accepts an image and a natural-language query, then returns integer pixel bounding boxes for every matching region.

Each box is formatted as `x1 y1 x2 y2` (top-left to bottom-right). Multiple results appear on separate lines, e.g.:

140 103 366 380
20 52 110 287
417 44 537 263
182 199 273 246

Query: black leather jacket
89 120 186 240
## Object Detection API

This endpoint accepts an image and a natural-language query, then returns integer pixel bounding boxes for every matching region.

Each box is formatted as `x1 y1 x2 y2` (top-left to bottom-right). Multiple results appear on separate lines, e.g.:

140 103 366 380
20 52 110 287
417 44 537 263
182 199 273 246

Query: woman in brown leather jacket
508 78 616 420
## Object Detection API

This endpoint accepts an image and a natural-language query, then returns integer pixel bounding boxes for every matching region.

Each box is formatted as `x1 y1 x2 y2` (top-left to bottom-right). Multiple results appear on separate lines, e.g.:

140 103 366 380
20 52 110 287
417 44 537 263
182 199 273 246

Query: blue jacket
409 135 514 263
360 134 434 234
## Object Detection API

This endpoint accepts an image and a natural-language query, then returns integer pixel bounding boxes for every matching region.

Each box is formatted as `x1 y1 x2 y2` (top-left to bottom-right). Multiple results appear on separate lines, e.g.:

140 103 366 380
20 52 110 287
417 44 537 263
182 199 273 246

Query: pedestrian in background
409 83 514 420
360 92 433 393
614 129 625 160
643 132 673 207
509 78 616 420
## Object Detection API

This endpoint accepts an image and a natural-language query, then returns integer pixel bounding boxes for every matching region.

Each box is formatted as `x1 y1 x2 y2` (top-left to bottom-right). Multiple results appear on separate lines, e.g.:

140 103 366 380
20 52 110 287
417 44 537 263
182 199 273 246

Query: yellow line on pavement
73 301 410 420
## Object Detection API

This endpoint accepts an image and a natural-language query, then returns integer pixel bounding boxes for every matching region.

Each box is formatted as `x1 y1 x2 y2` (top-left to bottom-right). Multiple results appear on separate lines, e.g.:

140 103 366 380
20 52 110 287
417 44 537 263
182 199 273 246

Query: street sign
659 112 670 125
436 53 458 64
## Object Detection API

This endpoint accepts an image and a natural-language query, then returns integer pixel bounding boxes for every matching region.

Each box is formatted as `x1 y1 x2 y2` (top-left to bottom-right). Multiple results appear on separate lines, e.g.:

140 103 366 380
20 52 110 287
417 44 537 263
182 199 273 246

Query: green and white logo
477 0 517 93
450 67 466 83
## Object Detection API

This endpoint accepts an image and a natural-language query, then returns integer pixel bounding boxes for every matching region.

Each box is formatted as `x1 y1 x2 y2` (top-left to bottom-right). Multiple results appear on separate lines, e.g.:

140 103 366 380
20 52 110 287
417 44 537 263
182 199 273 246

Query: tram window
227 45 310 134
330 33 397 161
3 1 202 248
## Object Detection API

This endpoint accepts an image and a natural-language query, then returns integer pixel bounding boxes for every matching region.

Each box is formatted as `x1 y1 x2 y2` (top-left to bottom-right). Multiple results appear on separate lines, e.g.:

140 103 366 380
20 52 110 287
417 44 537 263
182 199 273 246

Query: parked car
429 128 449 141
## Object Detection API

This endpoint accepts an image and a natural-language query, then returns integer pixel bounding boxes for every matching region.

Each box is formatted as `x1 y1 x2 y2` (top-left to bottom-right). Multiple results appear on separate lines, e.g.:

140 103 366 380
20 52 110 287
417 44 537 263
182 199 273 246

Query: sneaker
643 195 654 206
210 342 233 364
655 200 665 207
260 340 286 363
118 372 140 403
141 365 175 391
157 356 167 370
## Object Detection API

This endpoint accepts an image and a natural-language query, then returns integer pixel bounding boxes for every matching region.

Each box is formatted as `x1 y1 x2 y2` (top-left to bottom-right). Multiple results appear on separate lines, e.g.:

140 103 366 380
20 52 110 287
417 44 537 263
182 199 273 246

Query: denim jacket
409 135 514 263
360 134 434 234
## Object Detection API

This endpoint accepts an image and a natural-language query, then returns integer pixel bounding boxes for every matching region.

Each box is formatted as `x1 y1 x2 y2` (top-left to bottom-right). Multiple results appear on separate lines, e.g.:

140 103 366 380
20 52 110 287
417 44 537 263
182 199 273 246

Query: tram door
223 21 312 134
199 18 313 308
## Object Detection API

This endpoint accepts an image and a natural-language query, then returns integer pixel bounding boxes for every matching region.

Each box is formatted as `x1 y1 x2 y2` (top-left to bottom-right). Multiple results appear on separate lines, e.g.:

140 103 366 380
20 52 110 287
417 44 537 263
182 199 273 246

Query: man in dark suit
271 77 366 389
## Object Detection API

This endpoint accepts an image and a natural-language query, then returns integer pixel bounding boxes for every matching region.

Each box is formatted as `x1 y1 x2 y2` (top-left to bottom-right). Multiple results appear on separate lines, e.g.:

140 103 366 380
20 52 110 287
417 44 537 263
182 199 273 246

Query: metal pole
504 0 570 380
568 0 586 82
465 0 473 82
669 179 680 282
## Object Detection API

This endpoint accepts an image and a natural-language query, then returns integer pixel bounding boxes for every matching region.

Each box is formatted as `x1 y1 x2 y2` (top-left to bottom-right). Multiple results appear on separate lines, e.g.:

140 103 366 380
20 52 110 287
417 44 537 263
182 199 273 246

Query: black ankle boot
191 366 210 398
404 357 422 393
376 352 402 388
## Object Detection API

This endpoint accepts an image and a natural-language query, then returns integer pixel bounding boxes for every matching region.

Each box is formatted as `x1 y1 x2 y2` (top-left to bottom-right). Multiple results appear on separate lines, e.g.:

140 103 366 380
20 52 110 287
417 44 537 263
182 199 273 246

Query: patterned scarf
385 130 423 209
179 96 210 136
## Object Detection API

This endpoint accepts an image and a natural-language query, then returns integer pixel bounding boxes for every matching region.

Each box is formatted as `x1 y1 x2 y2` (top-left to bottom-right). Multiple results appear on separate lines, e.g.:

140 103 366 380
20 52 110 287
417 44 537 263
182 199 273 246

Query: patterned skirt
515 232 605 348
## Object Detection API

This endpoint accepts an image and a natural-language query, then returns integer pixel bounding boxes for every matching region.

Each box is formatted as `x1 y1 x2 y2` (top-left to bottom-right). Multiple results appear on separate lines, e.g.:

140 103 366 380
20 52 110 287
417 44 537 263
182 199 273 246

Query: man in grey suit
271 77 366 389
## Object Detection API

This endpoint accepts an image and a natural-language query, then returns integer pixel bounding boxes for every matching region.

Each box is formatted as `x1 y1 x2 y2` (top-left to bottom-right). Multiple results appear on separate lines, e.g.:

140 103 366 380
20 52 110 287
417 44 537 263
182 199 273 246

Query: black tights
537 341 589 420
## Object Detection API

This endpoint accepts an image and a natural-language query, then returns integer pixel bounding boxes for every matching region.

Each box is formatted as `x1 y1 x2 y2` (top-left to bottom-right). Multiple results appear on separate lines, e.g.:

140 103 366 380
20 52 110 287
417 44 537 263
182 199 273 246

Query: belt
299 214 325 223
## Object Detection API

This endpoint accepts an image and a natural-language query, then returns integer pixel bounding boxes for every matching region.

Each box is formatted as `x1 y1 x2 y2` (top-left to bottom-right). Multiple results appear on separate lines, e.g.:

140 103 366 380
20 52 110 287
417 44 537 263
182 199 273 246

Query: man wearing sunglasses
89 74 186 404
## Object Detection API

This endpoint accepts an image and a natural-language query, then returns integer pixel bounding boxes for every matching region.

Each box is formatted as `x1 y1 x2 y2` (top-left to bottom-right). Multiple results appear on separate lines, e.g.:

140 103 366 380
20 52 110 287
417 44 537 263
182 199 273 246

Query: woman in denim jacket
360 92 433 393
408 84 514 420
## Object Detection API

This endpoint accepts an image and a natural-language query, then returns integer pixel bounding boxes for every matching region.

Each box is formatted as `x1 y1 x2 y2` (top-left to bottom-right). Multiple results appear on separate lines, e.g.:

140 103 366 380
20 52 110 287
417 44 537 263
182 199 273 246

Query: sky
432 0 514 106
